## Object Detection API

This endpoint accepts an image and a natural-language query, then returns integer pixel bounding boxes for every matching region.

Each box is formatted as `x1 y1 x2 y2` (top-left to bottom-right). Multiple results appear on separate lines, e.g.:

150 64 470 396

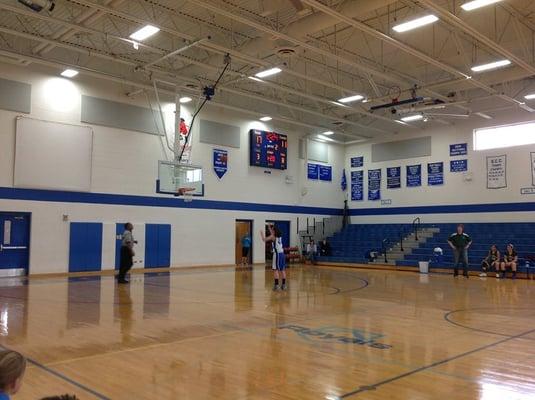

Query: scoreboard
249 129 288 170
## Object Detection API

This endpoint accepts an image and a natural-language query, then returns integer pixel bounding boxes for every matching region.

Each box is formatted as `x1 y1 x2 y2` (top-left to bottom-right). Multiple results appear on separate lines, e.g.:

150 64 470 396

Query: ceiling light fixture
129 25 160 41
259 116 272 121
330 101 349 108
254 67 282 78
471 59 511 72
322 131 334 136
317 134 334 142
393 15 439 33
338 94 364 103
179 97 192 103
248 76 264 82
60 69 78 78
401 114 424 122
524 94 535 100
461 0 503 11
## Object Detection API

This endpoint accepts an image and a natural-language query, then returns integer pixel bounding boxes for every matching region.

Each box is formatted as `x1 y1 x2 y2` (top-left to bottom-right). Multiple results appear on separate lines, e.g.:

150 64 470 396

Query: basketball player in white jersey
261 225 287 290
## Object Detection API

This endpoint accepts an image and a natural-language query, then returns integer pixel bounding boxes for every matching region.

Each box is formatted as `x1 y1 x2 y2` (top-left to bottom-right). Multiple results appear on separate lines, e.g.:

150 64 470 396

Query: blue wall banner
450 143 467 156
386 167 401 189
406 164 421 187
319 165 332 181
351 156 364 168
450 159 468 173
307 163 319 180
213 149 228 179
368 169 381 201
428 162 444 186
351 170 363 201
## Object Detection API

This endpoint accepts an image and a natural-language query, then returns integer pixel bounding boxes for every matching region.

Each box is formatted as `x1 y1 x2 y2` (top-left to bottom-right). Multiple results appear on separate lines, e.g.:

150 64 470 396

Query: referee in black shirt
447 224 472 278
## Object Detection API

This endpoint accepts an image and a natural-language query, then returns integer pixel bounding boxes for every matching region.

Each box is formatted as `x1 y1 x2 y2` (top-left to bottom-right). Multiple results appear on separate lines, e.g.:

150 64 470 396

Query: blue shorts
275 252 286 271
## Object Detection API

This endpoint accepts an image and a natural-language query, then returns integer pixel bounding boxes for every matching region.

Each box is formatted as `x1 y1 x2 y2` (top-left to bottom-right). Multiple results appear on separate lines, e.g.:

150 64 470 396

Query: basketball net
177 187 195 202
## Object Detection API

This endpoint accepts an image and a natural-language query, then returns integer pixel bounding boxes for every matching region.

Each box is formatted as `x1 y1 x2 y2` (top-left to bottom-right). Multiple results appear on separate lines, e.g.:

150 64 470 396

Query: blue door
69 222 103 272
0 213 31 273
145 224 171 268
115 223 125 270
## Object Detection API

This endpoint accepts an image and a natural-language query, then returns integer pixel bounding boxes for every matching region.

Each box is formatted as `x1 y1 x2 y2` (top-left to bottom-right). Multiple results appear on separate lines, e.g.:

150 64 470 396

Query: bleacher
317 224 407 264
397 223 535 273
318 222 535 275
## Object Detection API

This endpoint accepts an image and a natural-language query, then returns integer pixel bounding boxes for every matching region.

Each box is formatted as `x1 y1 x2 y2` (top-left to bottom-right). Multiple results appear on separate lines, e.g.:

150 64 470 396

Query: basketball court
2 266 534 399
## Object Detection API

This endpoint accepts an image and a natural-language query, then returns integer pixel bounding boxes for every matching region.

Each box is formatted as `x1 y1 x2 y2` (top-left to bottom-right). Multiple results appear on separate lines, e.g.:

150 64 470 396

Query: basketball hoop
176 187 196 202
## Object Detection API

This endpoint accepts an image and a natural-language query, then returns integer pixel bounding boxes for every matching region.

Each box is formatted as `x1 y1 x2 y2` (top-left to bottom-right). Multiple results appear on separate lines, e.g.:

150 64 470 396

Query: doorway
0 212 31 276
235 220 253 266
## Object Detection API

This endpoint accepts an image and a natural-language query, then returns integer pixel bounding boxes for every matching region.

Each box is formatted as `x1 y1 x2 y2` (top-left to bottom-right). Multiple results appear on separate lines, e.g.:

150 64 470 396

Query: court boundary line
444 307 535 340
338 326 535 398
0 345 110 400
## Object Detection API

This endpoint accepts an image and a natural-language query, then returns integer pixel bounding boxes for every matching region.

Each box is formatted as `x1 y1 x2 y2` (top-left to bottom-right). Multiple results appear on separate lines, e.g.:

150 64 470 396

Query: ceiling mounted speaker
276 47 297 59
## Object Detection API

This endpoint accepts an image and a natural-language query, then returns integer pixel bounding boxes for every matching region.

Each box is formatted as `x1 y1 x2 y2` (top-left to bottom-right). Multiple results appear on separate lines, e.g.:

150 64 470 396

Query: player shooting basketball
260 225 287 291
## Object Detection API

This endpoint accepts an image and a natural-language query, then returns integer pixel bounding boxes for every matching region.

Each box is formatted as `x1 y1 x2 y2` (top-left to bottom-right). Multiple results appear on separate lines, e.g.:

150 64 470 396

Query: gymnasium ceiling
1 0 535 142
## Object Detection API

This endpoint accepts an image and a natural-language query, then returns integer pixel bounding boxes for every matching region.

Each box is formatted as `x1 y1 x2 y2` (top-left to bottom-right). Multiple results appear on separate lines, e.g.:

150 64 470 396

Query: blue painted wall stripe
0 187 342 216
350 201 535 216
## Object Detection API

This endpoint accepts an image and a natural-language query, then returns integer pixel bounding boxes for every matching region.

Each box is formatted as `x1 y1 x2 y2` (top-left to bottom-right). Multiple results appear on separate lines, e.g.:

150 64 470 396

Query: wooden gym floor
1 264 535 399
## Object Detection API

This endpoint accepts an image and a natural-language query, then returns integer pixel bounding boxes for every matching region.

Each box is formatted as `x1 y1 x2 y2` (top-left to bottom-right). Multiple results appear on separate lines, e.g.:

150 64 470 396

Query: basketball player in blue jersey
261 225 287 291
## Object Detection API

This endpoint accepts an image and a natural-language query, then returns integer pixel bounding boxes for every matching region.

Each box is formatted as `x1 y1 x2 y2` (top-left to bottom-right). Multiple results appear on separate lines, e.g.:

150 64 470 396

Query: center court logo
279 325 392 350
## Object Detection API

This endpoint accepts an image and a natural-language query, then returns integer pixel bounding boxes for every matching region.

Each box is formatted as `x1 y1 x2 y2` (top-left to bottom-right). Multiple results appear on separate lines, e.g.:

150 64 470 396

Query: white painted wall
0 63 344 274
345 114 535 224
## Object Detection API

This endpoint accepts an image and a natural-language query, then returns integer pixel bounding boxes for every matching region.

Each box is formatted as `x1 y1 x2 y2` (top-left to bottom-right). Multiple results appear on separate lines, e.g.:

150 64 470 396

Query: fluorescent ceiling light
129 25 160 41
317 134 334 142
393 15 439 33
401 114 424 122
259 116 272 121
394 120 407 125
315 138 327 143
338 94 364 103
322 131 334 136
179 97 192 103
60 69 78 78
330 101 349 108
475 112 493 120
471 59 511 72
461 0 502 11
524 94 535 100
248 76 264 82
255 67 282 78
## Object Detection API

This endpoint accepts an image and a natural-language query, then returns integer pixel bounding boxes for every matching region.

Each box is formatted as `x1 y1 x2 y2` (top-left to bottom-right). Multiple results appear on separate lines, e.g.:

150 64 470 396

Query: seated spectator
480 244 500 278
0 350 26 400
365 249 379 262
40 396 79 400
319 239 331 256
306 240 318 264
500 243 518 279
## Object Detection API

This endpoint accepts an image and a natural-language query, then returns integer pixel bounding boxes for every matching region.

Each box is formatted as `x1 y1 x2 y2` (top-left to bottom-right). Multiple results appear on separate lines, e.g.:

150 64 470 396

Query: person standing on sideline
241 232 252 266
306 240 318 264
0 350 26 400
447 224 472 278
261 225 287 291
118 222 136 284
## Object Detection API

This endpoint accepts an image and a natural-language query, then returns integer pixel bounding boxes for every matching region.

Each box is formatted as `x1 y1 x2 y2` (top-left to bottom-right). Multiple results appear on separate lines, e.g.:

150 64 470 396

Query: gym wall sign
279 325 392 350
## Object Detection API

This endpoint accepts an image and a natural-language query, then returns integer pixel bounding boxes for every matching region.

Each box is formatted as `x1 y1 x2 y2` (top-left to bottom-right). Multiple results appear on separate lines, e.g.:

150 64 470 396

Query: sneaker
453 272 459 277
272 284 280 291
118 279 129 284
496 273 500 278
281 284 287 290
479 272 487 277
463 273 469 279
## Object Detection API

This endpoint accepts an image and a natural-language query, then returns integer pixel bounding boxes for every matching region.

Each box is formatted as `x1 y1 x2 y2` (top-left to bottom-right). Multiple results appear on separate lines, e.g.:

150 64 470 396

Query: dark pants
118 246 133 281
453 247 468 275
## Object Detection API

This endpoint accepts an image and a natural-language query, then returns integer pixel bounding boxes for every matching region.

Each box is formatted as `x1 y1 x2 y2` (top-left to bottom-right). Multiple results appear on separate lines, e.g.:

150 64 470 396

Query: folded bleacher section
318 223 407 264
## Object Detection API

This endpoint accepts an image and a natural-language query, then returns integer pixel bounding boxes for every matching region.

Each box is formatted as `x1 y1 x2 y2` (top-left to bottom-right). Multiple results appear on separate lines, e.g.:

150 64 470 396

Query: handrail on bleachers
412 217 421 241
